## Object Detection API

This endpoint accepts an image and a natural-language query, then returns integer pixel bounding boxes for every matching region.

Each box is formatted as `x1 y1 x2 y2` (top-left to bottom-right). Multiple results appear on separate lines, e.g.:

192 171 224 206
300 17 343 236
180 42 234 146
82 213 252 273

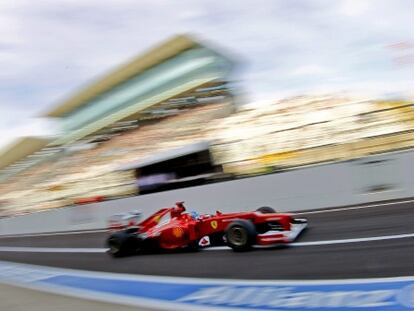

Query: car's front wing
256 219 308 245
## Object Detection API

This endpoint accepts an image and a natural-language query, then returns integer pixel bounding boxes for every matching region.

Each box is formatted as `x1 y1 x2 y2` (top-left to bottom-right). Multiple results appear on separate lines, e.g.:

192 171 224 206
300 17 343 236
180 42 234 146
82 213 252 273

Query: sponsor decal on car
198 236 211 247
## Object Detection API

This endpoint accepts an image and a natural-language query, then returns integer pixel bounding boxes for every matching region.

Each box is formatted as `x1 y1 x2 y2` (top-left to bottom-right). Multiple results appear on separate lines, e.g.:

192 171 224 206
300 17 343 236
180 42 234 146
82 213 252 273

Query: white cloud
291 64 331 76
0 0 413 150
338 0 372 17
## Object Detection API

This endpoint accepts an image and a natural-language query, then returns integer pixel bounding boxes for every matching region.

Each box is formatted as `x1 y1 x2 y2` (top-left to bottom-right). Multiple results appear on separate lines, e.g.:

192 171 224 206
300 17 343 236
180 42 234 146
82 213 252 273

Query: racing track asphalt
0 199 414 280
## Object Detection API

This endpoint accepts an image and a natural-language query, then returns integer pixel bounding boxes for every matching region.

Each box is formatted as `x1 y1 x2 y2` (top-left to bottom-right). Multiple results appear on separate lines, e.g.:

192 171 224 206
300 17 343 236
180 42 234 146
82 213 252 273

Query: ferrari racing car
106 202 307 257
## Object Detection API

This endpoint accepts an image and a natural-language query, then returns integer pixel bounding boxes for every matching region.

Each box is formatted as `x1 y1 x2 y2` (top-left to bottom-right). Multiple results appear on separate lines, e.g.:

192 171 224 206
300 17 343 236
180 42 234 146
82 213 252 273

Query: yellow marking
173 227 184 238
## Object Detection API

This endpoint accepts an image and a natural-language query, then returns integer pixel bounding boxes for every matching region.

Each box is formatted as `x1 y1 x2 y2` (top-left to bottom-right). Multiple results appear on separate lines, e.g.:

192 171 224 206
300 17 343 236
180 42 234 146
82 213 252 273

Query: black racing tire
107 231 140 258
256 206 276 214
225 219 257 252
186 240 200 252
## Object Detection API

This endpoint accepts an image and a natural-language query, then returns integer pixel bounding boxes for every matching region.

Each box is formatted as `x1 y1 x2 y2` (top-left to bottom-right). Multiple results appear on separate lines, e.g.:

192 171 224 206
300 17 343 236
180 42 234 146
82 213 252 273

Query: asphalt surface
0 199 414 280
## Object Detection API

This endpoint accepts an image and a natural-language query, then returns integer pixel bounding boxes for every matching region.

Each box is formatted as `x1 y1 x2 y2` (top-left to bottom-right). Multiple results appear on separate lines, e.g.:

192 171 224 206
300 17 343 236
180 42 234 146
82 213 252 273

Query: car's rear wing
108 212 142 232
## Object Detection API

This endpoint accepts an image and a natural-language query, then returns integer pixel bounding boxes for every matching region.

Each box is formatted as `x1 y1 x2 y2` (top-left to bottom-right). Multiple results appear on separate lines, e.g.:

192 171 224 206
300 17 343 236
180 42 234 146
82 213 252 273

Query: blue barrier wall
0 260 414 310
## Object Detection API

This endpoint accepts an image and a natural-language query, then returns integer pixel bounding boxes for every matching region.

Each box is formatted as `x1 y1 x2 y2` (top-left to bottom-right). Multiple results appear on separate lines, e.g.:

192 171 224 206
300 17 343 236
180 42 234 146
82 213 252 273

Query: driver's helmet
189 211 200 220
171 201 186 217
175 201 185 209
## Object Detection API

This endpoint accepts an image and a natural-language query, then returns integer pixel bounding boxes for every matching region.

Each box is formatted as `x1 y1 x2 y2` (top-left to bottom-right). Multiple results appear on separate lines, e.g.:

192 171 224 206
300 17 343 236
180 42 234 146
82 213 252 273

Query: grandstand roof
49 78 221 146
43 35 200 118
0 137 51 171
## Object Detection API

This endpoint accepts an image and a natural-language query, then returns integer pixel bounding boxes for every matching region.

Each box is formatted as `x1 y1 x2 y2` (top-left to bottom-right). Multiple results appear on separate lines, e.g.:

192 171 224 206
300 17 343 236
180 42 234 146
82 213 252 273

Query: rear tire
225 220 256 252
256 206 276 214
107 231 140 257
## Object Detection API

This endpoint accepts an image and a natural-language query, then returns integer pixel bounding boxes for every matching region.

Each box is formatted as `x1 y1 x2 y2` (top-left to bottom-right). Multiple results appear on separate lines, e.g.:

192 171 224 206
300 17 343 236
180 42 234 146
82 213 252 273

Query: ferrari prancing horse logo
210 220 218 230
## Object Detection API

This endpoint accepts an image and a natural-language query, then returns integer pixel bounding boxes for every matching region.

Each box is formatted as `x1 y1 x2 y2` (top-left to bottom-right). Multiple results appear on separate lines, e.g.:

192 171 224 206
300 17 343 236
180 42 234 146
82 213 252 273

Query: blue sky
0 0 414 150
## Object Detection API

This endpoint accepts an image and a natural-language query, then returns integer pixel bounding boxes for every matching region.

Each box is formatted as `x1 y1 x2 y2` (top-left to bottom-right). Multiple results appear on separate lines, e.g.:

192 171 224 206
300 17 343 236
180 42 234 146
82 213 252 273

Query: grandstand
1 34 414 217
0 137 54 180
210 95 414 175
0 35 236 215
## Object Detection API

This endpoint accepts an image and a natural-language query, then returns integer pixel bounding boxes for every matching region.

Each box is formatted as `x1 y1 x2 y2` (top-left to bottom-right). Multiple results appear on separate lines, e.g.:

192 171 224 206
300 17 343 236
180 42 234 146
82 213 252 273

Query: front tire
186 240 200 252
225 220 256 252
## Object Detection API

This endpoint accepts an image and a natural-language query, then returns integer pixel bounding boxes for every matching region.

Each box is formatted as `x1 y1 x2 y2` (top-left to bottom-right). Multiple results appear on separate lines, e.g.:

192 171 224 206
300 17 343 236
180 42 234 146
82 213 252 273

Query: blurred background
0 0 414 217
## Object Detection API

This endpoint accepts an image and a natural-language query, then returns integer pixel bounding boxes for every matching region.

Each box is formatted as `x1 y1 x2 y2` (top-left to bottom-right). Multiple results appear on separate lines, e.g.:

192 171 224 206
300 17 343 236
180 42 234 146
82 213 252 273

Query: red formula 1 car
106 202 307 257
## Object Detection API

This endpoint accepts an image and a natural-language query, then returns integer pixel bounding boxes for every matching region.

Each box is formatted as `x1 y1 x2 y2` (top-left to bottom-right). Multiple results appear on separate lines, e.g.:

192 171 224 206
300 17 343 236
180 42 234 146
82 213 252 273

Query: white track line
0 247 107 253
0 229 108 239
205 232 414 250
2 259 414 285
291 232 414 246
2 232 413 253
294 198 414 215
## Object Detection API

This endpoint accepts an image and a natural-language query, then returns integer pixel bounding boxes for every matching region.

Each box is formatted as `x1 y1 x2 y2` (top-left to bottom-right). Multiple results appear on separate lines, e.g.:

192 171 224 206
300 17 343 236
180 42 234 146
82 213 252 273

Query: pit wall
1 149 413 235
